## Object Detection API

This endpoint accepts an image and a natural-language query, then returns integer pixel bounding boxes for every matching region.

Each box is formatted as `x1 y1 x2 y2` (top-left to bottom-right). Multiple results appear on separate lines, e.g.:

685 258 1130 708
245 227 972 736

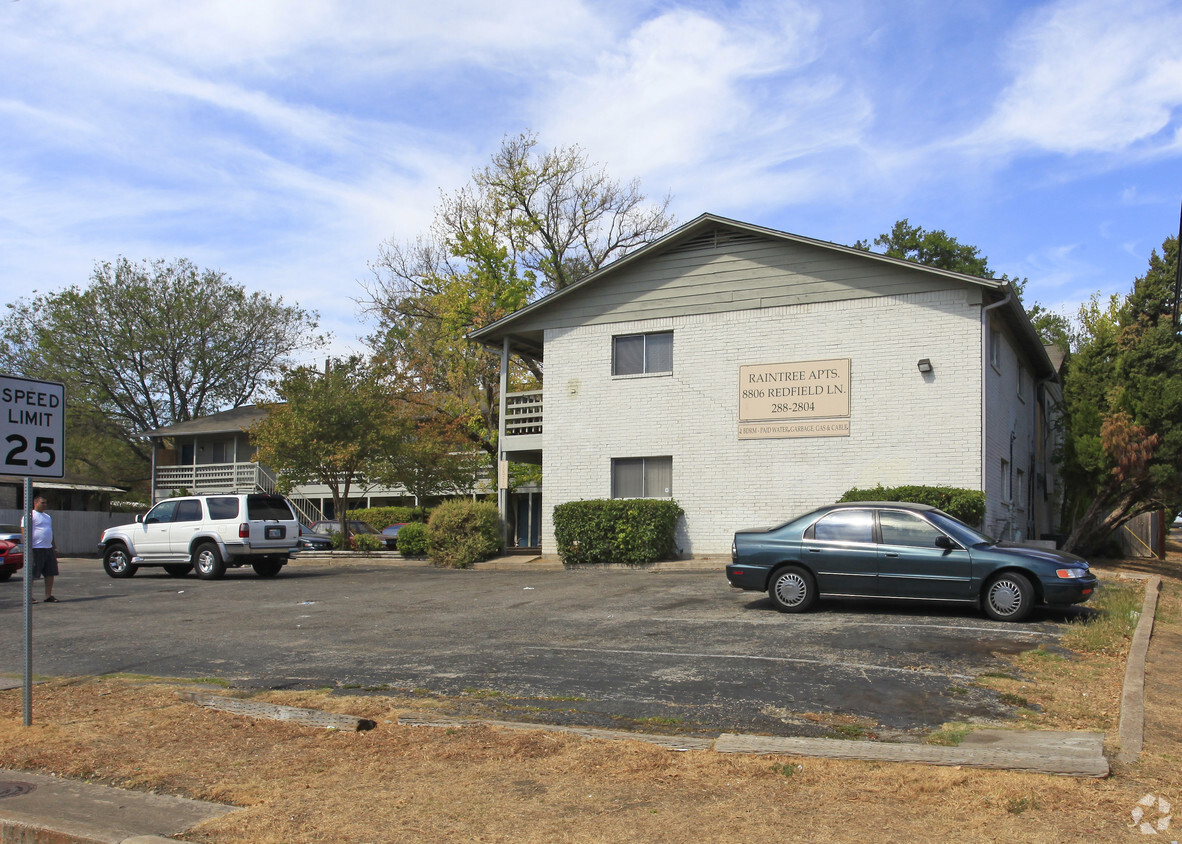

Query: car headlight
1055 568 1087 579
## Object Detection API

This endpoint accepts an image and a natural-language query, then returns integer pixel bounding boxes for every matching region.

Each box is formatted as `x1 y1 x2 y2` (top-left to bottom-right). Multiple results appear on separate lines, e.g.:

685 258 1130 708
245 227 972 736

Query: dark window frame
612 331 673 376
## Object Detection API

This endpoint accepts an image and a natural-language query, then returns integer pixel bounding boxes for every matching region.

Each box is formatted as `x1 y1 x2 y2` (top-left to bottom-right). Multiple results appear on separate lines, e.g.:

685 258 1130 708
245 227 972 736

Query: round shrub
396 522 428 557
426 500 500 568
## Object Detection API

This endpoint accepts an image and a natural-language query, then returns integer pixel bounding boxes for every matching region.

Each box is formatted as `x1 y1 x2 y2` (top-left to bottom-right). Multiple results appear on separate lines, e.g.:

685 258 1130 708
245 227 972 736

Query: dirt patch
0 555 1180 842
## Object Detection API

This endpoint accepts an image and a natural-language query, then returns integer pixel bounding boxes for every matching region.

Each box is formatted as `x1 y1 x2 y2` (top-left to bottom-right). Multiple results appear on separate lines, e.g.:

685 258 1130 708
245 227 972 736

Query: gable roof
469 213 1054 378
144 405 267 438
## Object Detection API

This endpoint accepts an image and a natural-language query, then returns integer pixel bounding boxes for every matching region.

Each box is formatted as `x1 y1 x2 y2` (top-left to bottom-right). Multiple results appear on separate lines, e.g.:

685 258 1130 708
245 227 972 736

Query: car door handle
885 552 899 557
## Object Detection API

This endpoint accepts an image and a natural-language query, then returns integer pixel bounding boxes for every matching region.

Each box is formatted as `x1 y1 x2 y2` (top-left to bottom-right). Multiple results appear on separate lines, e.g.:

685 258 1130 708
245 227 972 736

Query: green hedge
347 506 427 527
552 499 684 565
396 522 428 556
426 500 500 568
838 485 986 527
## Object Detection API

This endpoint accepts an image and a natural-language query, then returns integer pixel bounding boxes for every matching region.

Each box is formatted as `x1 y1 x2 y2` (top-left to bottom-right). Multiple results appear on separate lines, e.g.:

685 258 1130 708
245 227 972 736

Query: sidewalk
0 574 1162 842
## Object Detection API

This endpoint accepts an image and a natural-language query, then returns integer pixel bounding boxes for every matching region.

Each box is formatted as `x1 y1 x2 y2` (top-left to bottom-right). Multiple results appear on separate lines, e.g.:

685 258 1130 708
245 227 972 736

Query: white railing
505 390 543 437
155 462 274 496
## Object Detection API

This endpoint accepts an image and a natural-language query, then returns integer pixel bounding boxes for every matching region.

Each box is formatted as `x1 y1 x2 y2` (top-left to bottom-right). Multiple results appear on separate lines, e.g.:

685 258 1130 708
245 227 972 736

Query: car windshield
925 509 996 546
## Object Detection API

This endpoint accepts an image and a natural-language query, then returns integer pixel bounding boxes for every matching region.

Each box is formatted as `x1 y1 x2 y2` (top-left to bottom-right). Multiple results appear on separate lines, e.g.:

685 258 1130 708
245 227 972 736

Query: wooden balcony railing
505 390 543 438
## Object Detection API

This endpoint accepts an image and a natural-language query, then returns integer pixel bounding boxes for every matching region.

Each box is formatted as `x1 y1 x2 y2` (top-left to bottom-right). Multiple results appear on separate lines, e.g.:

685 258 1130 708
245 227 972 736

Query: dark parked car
296 524 333 552
726 501 1097 622
0 525 23 582
308 520 397 550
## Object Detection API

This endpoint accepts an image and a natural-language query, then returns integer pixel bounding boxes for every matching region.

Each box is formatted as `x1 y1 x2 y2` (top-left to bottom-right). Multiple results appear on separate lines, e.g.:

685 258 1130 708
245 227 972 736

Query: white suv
99 493 300 580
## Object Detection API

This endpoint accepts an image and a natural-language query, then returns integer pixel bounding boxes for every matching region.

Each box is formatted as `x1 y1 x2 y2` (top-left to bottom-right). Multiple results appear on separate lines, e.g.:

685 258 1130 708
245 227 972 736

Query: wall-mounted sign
738 358 850 439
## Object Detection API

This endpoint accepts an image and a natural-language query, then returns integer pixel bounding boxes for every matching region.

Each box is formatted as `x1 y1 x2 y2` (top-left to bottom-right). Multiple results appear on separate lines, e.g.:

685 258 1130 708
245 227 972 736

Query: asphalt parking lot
2 557 1092 738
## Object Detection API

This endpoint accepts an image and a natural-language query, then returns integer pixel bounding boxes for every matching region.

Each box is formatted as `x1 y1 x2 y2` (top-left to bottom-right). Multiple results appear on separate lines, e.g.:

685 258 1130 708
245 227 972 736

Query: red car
0 525 24 582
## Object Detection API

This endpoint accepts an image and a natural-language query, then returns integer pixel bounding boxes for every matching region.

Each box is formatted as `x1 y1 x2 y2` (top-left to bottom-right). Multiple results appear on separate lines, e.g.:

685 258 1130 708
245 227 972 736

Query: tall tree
361 131 673 455
854 218 993 277
1059 236 1182 553
250 357 411 539
0 257 324 488
853 219 1077 347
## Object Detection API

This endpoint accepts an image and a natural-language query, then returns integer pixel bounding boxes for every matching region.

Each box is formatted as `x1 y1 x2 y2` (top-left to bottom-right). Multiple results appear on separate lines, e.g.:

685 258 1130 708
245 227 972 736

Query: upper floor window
613 331 673 376
1017 364 1027 402
989 320 1002 371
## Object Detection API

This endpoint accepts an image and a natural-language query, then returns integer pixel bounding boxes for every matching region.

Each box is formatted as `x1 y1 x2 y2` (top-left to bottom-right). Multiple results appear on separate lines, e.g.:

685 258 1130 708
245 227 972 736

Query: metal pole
498 338 510 552
22 476 33 726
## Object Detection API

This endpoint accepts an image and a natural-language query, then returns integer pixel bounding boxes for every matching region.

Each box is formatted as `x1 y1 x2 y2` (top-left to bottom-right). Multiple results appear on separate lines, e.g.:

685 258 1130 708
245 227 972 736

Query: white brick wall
540 289 986 555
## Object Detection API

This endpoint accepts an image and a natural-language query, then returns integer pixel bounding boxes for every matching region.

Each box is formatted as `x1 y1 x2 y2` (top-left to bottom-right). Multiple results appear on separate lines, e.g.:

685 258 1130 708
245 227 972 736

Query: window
174 499 203 522
611 457 672 498
879 511 945 548
144 500 178 524
1017 364 1026 402
1016 469 1026 510
613 331 672 376
810 509 874 544
989 320 1002 370
1001 458 1012 502
207 497 240 520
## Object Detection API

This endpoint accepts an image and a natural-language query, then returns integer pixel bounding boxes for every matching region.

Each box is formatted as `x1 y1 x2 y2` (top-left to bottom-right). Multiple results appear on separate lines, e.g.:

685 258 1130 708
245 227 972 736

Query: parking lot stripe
526 646 974 680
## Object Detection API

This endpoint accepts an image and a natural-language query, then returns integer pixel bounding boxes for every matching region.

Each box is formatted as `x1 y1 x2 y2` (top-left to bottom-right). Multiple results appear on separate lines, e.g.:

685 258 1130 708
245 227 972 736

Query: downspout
498 337 510 552
981 291 1013 531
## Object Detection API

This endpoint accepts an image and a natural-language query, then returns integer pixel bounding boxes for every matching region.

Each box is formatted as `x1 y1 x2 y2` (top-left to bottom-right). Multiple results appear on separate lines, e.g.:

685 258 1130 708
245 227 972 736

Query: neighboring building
470 213 1064 557
144 406 493 525
0 472 123 511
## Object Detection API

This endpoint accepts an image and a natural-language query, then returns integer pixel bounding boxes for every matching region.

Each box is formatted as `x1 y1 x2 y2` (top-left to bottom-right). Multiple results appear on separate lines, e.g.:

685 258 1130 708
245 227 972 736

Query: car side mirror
934 535 956 550
136 513 145 524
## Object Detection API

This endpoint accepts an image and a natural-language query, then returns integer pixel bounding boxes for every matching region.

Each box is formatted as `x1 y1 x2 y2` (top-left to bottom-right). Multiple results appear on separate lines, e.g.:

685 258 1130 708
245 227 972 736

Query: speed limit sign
1 374 65 478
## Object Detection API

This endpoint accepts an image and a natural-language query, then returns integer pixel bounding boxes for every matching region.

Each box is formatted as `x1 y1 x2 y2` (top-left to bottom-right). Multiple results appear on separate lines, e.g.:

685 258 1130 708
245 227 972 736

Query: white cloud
536 3 875 215
977 0 1182 155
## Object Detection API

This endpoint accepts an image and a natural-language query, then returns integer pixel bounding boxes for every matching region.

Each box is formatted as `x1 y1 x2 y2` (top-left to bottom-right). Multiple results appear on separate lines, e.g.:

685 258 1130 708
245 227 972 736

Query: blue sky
4 0 1181 364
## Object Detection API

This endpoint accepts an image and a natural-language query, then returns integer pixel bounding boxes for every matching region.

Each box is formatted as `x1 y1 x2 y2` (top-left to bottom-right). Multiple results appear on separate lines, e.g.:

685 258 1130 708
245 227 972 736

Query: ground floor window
612 456 673 498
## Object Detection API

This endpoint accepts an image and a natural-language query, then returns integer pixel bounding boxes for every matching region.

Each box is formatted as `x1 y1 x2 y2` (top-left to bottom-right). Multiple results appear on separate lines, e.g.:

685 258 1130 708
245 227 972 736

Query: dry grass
0 556 1180 842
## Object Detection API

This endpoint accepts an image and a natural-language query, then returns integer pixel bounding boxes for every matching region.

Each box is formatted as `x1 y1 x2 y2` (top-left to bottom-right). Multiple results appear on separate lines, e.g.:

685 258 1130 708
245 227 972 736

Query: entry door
876 510 973 600
801 509 878 596
138 499 178 559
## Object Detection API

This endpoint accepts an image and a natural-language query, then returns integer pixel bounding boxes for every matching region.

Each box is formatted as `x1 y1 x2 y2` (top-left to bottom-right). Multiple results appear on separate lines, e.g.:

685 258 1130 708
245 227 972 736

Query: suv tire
103 544 139 579
193 542 227 580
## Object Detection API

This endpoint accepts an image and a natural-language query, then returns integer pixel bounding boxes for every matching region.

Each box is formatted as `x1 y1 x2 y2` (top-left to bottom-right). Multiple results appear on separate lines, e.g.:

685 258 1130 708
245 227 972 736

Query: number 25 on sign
1 375 65 478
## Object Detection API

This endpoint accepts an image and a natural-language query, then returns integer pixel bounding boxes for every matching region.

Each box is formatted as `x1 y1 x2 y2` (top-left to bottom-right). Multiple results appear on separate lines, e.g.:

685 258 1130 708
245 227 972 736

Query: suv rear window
207 497 240 520
247 495 294 521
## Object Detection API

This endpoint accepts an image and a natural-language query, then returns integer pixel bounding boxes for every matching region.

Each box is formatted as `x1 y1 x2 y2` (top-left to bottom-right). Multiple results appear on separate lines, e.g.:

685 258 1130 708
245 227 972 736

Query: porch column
497 337 510 551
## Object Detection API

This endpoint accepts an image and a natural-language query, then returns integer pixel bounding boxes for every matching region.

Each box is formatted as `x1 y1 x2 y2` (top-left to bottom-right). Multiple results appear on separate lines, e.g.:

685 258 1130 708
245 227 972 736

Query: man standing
21 496 59 603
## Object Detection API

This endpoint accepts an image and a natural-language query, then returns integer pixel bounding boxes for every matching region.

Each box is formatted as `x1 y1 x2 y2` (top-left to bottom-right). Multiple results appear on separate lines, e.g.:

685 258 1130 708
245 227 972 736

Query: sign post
1 374 66 727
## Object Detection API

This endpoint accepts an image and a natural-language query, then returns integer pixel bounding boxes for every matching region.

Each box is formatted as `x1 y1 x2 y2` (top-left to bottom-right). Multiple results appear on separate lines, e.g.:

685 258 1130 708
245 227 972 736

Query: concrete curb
397 713 1109 777
1116 574 1162 765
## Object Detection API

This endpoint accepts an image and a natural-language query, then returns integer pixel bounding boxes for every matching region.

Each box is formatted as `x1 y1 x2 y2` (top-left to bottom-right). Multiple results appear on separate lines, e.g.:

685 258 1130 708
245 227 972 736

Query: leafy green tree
376 410 488 508
361 131 673 455
1059 237 1182 553
854 218 993 277
0 257 323 489
854 219 1077 347
250 357 412 539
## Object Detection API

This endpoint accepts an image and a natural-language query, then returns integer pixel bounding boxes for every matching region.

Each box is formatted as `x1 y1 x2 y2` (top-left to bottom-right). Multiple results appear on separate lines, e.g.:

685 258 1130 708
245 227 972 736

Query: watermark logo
1130 793 1172 836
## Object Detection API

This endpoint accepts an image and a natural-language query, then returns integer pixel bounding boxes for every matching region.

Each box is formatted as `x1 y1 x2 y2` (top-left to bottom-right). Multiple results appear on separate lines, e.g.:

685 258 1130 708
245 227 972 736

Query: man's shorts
31 547 59 579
